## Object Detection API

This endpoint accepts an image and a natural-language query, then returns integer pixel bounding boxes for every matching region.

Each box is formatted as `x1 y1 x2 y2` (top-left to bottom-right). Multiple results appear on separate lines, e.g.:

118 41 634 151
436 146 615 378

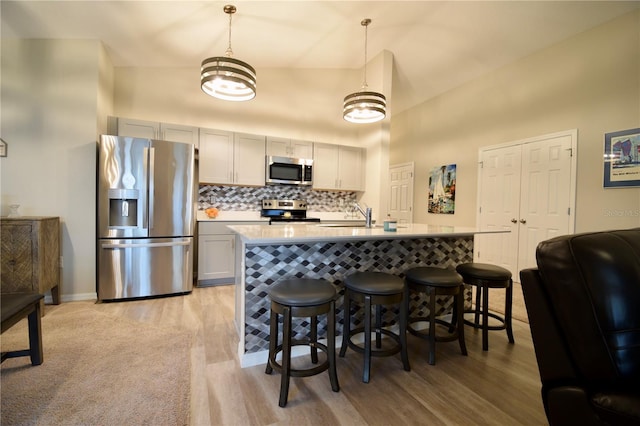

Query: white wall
391 10 640 232
1 39 107 301
113 66 363 145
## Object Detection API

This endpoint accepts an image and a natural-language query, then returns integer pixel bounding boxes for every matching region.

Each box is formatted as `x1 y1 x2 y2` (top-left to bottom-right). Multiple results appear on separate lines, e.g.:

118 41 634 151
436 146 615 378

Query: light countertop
197 210 267 222
228 223 508 245
196 210 367 223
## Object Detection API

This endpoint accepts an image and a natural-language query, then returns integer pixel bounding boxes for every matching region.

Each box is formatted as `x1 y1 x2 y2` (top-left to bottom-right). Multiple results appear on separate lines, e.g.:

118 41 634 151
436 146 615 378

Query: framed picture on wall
428 164 456 214
604 128 640 188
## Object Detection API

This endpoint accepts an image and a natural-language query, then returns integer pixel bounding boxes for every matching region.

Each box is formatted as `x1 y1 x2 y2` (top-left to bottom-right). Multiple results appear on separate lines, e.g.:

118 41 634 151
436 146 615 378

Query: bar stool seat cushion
405 267 463 288
345 272 404 295
269 279 336 306
456 262 514 351
456 262 511 283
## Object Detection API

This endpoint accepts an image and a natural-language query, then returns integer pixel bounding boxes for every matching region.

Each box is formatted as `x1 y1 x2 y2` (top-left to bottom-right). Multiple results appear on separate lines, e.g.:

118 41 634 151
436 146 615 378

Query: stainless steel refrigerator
97 135 196 301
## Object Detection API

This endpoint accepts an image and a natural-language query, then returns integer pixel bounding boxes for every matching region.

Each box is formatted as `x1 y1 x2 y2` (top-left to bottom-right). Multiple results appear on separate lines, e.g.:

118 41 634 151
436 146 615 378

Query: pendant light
201 4 256 101
343 18 386 124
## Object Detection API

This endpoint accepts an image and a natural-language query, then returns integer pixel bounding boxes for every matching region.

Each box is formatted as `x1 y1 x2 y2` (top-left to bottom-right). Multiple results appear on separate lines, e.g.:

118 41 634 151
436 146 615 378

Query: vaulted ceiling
2 1 638 114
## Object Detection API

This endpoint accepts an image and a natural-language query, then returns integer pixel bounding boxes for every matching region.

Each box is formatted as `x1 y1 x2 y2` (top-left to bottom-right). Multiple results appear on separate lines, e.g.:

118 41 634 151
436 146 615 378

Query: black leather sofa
520 228 640 426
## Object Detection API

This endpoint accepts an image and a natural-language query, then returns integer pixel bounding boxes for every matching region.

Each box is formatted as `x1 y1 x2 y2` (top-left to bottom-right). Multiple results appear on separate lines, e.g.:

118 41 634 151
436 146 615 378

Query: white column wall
1 39 107 300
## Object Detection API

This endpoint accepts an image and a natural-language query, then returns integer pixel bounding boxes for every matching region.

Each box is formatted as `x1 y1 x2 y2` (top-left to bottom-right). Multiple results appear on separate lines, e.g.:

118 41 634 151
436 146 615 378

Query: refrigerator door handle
148 146 155 230
102 240 191 249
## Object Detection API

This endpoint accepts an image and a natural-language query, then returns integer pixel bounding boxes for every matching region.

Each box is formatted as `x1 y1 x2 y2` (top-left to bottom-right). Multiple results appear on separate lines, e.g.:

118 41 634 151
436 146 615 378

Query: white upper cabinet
199 129 265 186
199 128 234 184
160 123 199 146
115 117 158 139
313 143 365 191
266 136 313 159
112 117 199 146
234 133 266 186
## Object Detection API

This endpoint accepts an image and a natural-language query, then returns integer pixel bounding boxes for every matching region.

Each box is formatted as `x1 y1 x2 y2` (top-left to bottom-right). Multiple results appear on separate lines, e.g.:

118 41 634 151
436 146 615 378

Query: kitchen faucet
354 202 373 228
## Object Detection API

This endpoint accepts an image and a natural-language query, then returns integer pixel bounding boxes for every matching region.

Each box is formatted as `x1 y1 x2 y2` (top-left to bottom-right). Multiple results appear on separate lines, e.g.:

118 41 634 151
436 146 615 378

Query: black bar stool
265 278 340 407
404 266 467 365
339 272 410 383
456 262 515 351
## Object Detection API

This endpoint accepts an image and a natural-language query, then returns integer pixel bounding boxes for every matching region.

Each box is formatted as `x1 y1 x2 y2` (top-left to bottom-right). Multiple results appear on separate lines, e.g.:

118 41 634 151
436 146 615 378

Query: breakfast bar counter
229 223 505 367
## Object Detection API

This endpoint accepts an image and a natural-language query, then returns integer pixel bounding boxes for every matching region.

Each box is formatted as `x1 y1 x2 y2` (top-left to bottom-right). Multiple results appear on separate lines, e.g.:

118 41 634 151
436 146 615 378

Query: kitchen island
229 223 506 367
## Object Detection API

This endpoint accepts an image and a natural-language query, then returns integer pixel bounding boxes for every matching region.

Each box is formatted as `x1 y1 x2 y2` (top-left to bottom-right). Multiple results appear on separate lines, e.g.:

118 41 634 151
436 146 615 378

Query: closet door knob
519 219 527 224
511 218 517 223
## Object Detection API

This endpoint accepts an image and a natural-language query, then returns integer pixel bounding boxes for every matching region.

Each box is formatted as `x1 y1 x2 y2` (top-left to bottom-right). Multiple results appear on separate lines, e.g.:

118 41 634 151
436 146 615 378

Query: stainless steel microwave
266 156 313 186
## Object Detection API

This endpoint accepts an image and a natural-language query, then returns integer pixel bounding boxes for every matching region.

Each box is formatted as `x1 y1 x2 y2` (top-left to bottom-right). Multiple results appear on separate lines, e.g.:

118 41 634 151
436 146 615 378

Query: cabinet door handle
511 218 517 223
519 219 527 224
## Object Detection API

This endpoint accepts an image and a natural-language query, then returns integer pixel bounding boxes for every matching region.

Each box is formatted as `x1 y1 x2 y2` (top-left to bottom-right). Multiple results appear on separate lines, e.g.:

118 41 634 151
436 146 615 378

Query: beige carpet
485 281 529 324
1 307 191 425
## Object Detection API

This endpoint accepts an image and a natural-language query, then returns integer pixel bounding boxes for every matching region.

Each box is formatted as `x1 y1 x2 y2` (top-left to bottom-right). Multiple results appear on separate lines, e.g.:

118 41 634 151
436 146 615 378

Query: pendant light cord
362 19 370 90
225 9 234 57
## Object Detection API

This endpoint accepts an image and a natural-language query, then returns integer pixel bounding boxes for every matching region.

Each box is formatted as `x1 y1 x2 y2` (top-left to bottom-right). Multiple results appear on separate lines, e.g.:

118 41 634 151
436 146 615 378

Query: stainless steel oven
266 156 313 186
261 199 320 224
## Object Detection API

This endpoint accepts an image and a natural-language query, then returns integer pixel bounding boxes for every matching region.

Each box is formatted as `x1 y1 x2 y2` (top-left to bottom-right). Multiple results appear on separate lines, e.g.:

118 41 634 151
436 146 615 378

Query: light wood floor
45 285 547 425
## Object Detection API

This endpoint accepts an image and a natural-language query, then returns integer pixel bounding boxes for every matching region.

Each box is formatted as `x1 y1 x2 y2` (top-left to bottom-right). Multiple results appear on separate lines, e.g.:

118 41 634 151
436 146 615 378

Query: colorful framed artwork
604 128 640 188
428 164 456 214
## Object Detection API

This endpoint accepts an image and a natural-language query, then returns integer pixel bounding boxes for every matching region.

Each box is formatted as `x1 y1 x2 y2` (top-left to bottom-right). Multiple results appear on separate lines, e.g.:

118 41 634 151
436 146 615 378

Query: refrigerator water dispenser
108 188 139 227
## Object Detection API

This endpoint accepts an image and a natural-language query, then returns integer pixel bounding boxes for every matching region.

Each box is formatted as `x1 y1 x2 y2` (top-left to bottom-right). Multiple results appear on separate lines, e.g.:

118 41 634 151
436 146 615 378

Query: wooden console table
1 217 61 308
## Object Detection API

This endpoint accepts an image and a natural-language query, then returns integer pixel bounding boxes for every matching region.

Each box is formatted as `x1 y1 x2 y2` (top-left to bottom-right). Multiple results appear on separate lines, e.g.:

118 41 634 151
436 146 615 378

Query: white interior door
476 130 576 279
518 134 573 271
388 163 414 223
476 145 522 273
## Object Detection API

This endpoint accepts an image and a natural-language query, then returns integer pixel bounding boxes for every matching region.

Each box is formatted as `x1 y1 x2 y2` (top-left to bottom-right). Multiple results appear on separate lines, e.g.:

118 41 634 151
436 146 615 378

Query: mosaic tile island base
229 223 507 368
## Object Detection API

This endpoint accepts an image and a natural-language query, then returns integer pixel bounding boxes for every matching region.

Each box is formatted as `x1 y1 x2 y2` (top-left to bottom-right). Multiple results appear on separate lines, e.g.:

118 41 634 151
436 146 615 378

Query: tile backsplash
198 185 357 212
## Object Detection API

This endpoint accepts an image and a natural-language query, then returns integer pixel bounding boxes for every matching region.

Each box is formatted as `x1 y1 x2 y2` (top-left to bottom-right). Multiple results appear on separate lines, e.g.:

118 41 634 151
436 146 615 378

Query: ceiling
2 1 639 114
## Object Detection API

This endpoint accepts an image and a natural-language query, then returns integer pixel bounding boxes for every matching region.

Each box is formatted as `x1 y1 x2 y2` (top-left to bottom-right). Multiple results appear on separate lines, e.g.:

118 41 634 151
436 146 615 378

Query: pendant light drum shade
200 56 256 101
200 4 256 102
343 91 386 124
343 18 386 123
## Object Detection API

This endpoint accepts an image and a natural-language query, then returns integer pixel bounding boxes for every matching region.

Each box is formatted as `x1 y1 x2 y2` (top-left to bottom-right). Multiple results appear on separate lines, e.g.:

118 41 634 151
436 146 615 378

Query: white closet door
477 145 522 275
518 134 573 272
476 130 576 280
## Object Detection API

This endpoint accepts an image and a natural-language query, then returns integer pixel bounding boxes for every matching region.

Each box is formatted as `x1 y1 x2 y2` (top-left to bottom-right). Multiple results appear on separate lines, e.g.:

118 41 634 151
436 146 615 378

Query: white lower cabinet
197 221 264 285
